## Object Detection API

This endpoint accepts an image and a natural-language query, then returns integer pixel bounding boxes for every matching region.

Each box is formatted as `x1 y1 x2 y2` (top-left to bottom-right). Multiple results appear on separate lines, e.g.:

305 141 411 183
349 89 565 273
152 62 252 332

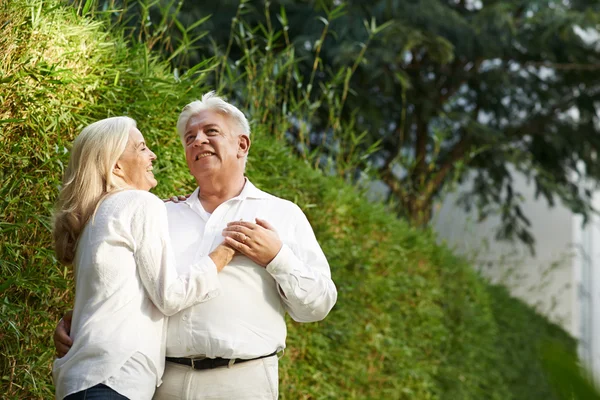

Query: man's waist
166 328 286 358
166 312 287 358
166 341 285 360
165 350 279 370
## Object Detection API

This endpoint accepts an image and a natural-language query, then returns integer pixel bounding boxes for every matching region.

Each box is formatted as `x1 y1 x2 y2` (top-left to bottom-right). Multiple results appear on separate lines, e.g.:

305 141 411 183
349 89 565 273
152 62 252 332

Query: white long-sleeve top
165 179 337 359
53 190 221 399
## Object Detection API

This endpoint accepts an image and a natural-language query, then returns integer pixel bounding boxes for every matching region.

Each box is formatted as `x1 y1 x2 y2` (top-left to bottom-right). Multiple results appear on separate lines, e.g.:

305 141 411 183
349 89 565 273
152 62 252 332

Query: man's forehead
186 111 228 130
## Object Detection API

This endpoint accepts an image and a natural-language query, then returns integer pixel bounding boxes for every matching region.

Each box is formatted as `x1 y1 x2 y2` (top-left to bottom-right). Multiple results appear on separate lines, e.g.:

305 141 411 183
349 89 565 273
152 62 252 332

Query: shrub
487 284 577 400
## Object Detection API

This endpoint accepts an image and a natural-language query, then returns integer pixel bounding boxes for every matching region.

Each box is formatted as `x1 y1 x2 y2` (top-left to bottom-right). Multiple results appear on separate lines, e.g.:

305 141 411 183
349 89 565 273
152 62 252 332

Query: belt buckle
191 357 205 370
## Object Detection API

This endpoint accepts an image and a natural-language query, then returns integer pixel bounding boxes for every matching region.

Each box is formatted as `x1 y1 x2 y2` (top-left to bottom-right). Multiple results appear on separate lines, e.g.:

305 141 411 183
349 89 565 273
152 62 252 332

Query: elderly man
55 92 337 399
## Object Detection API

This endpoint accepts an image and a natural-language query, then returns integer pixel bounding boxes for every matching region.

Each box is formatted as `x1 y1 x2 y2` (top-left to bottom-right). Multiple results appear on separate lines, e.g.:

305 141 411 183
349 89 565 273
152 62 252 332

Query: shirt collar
183 178 269 211
236 178 269 200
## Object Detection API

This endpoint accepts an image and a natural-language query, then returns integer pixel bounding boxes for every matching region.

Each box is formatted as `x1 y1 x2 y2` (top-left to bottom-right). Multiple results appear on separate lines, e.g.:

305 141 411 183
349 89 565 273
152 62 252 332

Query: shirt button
182 315 188 321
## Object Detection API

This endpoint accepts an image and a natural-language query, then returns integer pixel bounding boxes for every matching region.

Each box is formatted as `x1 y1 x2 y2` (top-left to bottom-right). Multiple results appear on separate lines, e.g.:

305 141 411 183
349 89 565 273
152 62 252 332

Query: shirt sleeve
131 193 220 316
265 207 337 322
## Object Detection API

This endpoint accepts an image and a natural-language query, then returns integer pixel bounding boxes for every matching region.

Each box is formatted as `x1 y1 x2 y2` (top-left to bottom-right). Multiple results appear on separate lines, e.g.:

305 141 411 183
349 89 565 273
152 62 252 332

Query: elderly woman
52 117 234 399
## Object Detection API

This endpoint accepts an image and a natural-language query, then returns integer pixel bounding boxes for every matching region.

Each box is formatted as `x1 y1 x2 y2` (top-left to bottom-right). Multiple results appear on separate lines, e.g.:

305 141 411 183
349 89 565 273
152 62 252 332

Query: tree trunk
401 192 432 228
381 167 433 229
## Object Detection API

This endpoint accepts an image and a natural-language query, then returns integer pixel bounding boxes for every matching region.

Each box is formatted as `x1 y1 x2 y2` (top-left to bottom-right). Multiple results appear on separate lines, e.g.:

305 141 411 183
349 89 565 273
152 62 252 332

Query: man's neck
196 174 246 213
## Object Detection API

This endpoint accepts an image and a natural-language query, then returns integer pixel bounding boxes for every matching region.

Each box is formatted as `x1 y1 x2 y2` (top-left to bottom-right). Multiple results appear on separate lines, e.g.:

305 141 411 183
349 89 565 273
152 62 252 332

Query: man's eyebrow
185 123 219 135
184 130 196 139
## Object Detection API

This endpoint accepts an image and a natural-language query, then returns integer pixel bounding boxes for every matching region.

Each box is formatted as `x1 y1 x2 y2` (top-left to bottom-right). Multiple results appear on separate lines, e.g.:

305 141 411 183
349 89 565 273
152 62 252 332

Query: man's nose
192 132 209 146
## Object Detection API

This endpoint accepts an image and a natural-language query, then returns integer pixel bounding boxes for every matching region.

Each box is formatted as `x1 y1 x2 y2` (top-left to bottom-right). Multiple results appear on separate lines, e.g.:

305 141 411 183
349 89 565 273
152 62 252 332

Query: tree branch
505 90 589 137
423 135 471 203
519 61 600 71
413 115 428 183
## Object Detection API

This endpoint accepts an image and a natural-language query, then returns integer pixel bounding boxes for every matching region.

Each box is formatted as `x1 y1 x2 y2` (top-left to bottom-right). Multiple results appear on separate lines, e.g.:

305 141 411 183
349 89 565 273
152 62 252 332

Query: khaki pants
153 356 278 400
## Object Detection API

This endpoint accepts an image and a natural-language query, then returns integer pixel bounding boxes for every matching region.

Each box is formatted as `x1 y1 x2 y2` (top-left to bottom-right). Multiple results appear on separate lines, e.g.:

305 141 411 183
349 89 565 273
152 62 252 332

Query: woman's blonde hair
53 116 136 265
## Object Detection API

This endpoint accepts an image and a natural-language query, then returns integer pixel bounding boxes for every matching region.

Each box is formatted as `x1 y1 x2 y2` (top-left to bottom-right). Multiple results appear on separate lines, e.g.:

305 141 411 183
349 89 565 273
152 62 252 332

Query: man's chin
191 166 217 179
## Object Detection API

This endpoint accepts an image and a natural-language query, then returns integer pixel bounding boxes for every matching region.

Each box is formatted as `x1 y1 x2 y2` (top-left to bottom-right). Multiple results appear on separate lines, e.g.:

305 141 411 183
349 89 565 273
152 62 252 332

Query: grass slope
0 1 575 398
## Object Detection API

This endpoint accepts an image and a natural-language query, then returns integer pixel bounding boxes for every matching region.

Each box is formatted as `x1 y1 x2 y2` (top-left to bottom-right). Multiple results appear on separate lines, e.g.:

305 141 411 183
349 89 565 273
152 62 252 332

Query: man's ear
237 134 251 158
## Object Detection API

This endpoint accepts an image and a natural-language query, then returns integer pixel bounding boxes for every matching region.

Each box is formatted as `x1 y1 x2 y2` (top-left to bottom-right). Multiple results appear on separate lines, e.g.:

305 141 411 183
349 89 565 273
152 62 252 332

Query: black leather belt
166 351 278 370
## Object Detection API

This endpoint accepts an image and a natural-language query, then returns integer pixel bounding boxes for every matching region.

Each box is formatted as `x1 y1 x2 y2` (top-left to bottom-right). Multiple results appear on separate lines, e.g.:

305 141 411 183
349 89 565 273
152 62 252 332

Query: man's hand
54 310 73 358
163 194 191 203
222 218 282 267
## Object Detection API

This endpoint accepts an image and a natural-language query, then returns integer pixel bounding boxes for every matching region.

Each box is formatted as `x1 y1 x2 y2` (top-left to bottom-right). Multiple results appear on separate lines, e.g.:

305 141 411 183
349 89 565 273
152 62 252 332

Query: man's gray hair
176 91 251 146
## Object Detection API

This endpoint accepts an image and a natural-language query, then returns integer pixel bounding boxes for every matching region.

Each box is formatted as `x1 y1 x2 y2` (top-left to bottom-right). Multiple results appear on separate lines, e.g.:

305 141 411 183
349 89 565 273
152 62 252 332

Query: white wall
575 192 600 380
433 170 579 338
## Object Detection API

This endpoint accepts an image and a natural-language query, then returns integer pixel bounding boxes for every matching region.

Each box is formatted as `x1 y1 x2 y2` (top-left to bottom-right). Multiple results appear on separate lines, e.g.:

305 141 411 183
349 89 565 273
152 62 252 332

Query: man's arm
54 310 73 358
223 213 337 322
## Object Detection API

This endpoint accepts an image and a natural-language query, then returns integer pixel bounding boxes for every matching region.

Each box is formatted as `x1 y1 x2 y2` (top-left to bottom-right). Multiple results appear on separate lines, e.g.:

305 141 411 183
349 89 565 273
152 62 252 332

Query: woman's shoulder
102 190 164 215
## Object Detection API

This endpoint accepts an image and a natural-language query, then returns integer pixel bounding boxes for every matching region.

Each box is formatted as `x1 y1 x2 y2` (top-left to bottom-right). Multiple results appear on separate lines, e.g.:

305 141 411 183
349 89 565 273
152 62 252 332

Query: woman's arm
132 193 232 316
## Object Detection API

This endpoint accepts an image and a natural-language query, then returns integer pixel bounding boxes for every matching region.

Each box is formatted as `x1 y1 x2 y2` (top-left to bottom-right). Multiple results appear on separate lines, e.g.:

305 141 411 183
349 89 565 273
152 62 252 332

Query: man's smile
195 152 215 161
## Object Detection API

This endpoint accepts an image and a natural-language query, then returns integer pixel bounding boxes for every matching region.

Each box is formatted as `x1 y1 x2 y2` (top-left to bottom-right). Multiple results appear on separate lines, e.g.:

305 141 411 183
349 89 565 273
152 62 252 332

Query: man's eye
185 135 194 143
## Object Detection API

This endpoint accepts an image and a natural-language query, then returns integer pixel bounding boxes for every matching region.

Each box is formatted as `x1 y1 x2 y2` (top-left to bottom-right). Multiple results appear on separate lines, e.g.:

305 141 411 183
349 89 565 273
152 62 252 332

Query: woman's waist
70 305 167 353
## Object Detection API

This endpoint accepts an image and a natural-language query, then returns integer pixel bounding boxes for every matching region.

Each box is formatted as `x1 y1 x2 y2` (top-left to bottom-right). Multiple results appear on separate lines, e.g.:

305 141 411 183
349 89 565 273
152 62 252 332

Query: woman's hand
162 194 191 203
208 243 236 272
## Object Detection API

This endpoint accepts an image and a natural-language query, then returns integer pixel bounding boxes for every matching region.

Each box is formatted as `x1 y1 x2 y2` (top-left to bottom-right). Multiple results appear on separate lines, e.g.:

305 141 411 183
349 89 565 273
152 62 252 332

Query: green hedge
0 1 575 398
487 284 577 399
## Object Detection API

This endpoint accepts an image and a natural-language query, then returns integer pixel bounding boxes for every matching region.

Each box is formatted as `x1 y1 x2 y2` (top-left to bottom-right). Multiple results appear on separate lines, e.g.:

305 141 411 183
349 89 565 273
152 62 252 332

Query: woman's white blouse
53 190 221 399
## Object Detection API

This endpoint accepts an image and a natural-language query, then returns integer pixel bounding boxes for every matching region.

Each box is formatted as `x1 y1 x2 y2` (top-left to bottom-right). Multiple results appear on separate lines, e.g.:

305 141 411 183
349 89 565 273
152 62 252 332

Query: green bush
487 285 577 399
0 0 576 398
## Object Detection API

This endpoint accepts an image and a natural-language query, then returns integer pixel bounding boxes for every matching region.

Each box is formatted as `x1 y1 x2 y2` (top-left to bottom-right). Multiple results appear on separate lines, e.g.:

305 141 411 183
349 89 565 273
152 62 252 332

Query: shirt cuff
189 255 221 301
266 244 295 275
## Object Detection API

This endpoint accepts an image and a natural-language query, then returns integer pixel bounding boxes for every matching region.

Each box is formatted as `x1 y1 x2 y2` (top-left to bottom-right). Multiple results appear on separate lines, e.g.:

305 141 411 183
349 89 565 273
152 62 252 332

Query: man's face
183 110 249 181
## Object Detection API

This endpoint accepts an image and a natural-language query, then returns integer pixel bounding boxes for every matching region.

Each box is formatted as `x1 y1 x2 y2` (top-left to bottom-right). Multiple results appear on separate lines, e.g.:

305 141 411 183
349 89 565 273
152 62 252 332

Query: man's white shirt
165 180 337 359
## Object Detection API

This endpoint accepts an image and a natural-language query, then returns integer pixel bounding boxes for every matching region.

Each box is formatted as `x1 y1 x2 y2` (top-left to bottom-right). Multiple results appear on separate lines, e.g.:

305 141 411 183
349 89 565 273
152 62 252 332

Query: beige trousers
153 356 278 400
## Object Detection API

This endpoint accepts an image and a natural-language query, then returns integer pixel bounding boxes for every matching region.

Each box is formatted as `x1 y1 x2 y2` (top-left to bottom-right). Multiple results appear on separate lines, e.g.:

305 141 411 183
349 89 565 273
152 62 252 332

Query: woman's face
115 127 158 191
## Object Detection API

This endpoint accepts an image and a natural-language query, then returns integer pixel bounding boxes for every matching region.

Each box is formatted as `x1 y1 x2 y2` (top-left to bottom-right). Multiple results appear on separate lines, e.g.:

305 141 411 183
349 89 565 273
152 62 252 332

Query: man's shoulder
252 189 306 219
250 185 298 206
164 200 191 215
